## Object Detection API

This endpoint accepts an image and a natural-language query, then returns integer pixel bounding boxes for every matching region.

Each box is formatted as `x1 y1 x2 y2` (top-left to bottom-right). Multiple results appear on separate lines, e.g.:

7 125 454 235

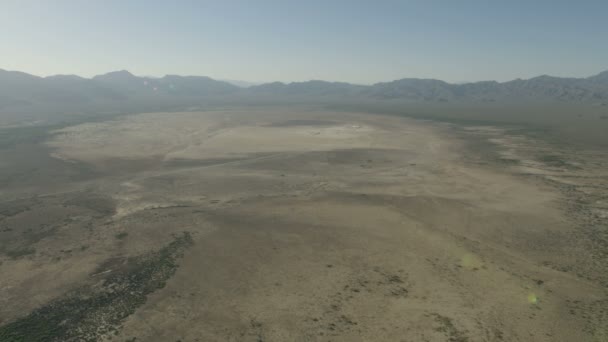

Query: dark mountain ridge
1 68 607 116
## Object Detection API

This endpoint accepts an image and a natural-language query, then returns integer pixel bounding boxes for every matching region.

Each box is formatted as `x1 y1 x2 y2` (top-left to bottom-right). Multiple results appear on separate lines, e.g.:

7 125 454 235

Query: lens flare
460 253 483 269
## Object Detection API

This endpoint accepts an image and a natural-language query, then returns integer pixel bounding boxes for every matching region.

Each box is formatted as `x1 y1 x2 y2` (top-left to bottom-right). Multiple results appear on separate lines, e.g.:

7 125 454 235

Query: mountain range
1 69 608 116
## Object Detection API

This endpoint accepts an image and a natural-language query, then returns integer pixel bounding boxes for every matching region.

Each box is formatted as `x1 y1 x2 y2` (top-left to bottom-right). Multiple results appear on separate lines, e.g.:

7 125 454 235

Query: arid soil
0 108 606 341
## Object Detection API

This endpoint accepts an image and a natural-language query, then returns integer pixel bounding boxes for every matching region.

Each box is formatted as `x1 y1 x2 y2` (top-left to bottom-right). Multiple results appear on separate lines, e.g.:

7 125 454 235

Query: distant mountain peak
45 74 86 81
0 69 41 81
589 70 608 82
220 79 261 88
111 70 134 76
93 70 136 80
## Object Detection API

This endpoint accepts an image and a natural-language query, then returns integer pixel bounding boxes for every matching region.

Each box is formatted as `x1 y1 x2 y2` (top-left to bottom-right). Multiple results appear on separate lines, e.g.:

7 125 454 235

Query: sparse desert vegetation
0 107 606 341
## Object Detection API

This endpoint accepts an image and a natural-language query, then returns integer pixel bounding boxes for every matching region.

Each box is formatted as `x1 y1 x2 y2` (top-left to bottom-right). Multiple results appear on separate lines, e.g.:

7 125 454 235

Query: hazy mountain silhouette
247 72 608 103
93 71 239 96
588 70 608 84
220 79 261 88
249 80 366 97
1 69 608 117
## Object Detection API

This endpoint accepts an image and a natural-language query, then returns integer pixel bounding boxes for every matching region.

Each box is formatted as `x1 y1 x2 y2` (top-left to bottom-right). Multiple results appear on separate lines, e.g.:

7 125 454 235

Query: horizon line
1 67 607 87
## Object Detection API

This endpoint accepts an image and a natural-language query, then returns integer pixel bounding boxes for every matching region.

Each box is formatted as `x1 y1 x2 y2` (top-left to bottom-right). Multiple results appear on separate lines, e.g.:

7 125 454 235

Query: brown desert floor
0 108 606 341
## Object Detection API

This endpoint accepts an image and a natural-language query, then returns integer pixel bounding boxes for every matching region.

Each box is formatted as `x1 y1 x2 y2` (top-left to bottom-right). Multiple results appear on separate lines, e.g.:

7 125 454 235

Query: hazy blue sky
1 0 607 84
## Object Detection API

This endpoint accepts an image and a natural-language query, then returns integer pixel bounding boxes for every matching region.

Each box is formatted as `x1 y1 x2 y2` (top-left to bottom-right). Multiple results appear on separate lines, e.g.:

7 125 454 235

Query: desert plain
0 108 607 341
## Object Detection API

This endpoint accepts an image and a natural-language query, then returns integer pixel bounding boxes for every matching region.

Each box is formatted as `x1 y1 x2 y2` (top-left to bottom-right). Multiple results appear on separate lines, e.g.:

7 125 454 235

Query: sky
1 0 607 84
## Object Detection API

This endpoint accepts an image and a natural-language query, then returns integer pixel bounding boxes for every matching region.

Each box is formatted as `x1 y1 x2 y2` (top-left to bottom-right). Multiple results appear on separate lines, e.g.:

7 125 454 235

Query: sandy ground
1 108 607 341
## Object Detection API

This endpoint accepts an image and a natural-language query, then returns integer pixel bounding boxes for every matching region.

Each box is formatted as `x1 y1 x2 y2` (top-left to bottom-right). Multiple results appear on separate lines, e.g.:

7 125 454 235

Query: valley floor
0 108 606 341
